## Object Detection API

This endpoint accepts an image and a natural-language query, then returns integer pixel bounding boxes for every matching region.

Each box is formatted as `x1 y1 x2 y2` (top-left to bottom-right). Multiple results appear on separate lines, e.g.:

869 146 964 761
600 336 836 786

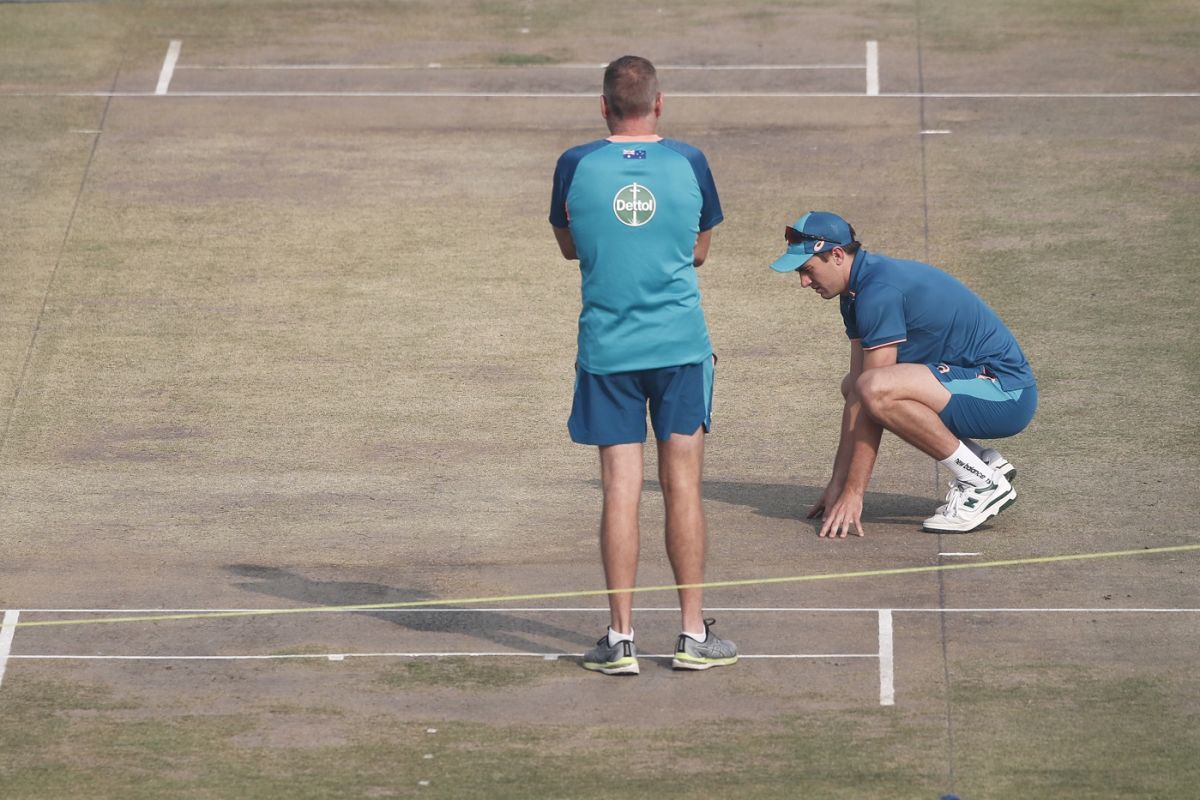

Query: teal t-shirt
550 138 722 374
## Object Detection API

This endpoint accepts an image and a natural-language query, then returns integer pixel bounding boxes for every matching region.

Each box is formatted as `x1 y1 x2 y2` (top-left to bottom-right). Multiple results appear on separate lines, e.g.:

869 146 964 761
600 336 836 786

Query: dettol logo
612 183 656 227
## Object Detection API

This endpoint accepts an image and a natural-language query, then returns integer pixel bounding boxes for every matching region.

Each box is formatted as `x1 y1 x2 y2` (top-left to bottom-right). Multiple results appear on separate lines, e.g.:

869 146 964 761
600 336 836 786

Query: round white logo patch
612 183 656 227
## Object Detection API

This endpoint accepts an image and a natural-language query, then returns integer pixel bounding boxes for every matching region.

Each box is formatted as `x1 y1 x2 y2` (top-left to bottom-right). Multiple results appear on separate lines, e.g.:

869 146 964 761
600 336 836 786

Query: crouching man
770 211 1037 536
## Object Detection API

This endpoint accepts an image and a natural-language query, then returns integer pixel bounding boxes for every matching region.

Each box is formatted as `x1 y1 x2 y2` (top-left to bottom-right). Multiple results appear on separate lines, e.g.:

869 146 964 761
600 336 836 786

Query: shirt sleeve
855 287 908 350
549 151 573 228
661 140 724 232
693 154 723 232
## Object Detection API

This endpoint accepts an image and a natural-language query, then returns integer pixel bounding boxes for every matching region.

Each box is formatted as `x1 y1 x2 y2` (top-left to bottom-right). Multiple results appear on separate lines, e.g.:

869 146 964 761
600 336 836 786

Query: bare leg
857 364 959 459
656 427 706 634
598 443 643 634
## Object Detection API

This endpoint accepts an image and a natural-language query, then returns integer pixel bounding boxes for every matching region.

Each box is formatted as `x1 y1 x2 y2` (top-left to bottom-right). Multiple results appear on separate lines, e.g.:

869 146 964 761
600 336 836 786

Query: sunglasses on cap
784 226 848 248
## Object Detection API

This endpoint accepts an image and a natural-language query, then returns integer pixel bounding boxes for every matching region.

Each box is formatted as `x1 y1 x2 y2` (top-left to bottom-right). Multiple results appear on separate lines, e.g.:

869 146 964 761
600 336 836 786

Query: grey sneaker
582 634 639 675
979 447 1016 482
923 474 1017 533
672 618 738 671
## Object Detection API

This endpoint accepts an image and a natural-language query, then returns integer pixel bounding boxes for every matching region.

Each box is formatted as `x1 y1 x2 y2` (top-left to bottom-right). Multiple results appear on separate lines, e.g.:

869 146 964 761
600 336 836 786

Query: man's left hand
818 491 865 539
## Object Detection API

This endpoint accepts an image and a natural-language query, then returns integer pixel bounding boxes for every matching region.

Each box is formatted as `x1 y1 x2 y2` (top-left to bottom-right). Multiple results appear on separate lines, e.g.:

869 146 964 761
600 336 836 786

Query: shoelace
942 480 975 516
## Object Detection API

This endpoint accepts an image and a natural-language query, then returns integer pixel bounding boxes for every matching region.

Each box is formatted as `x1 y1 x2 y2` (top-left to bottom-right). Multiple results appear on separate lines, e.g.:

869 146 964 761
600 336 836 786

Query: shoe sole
923 487 1017 533
582 659 640 675
671 655 738 671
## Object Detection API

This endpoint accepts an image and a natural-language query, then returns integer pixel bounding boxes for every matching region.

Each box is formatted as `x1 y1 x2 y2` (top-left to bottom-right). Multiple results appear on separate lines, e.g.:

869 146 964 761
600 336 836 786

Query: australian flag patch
622 149 647 160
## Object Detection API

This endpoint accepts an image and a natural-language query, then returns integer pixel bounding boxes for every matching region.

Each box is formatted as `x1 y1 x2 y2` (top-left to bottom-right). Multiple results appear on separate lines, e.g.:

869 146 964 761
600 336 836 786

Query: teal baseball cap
770 211 856 272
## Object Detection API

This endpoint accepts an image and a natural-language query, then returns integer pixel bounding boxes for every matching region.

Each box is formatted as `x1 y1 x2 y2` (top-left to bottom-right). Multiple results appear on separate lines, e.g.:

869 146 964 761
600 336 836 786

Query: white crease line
866 40 880 96
15 607 1200 614
878 610 894 706
155 39 182 95
9 652 877 662
921 129 953 135
0 611 19 689
176 63 867 71
7 91 1200 99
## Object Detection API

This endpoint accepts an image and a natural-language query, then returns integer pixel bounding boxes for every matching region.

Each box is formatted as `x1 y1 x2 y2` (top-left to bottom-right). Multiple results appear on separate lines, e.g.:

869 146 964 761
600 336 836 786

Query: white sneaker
932 453 1016 515
979 448 1016 482
923 474 1017 533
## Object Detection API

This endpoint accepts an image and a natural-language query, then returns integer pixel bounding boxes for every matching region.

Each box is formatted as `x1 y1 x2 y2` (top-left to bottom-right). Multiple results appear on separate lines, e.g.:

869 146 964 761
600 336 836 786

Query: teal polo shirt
550 138 723 374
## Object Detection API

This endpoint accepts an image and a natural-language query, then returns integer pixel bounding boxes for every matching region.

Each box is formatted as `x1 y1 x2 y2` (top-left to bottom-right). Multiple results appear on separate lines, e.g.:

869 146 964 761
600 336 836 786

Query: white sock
682 628 707 643
607 627 633 646
940 442 995 488
961 437 985 458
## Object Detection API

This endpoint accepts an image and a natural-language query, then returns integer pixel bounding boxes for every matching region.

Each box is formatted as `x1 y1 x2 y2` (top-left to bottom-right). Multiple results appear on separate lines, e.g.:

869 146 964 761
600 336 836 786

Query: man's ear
653 92 663 118
600 95 610 121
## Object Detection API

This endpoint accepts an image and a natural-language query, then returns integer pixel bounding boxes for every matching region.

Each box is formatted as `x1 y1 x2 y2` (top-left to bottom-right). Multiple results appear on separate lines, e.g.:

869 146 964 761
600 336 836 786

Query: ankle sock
607 628 633 647
940 442 995 488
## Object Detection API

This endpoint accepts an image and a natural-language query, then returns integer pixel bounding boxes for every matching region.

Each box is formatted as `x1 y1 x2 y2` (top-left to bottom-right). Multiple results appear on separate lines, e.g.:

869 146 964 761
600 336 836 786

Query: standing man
549 55 736 675
769 211 1037 536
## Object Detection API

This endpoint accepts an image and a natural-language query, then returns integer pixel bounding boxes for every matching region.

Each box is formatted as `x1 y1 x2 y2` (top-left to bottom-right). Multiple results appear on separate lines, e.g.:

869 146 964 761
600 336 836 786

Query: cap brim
770 252 811 273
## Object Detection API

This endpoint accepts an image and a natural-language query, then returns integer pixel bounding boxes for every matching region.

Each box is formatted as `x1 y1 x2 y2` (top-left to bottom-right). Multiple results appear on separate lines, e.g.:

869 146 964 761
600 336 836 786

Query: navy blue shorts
568 358 714 446
929 363 1037 440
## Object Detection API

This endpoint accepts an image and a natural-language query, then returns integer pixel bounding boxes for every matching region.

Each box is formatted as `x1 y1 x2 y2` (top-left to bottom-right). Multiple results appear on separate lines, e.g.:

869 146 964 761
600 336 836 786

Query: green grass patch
950 664 1200 798
493 52 561 66
919 0 1200 53
377 656 548 690
0 674 947 799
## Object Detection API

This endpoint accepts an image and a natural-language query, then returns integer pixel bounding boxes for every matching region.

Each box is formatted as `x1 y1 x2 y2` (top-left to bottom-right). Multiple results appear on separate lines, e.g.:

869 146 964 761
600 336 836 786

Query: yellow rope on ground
5 543 1197 629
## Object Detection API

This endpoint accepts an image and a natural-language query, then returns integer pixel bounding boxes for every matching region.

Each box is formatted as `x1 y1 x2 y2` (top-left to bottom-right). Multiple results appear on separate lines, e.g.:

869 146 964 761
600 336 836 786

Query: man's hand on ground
817 491 865 539
806 480 842 521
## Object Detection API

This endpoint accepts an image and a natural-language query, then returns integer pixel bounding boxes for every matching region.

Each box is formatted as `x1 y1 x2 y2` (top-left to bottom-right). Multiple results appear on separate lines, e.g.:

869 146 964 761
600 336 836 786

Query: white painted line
9 652 877 662
0 611 19 690
175 62 866 71
921 130 953 135
15 606 1200 614
8 91 1200 99
69 129 103 134
865 41 880 96
878 609 894 706
900 607 1200 613
938 552 979 556
155 39 182 95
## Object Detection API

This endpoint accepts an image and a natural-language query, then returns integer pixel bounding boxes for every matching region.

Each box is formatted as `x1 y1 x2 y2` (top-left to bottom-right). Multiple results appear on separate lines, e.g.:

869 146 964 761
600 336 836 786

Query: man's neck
606 116 658 138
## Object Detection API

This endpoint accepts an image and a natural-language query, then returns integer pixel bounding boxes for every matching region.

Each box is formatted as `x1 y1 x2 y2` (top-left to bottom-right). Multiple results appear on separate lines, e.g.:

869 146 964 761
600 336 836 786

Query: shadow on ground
224 565 595 651
592 479 936 528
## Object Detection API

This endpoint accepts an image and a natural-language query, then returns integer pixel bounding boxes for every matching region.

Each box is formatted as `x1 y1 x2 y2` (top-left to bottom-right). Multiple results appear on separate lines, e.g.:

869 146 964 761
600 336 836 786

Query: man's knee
658 451 702 500
659 469 702 502
855 370 888 415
